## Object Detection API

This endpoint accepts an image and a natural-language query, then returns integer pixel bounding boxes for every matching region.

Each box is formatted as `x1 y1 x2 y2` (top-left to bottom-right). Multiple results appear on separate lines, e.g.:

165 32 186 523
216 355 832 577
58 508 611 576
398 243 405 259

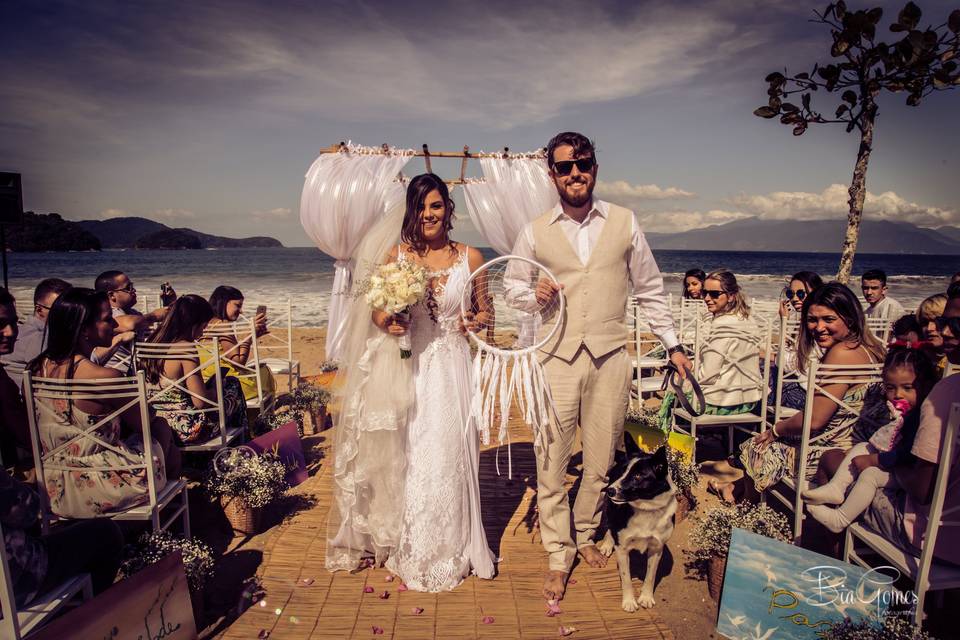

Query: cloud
0 0 780 135
729 184 957 227
151 208 195 222
98 208 128 219
251 207 292 223
596 180 696 201
637 208 750 233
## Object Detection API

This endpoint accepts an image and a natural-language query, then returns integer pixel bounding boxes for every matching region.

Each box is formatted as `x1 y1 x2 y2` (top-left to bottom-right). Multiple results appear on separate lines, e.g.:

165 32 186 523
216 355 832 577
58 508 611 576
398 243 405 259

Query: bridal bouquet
356 260 428 358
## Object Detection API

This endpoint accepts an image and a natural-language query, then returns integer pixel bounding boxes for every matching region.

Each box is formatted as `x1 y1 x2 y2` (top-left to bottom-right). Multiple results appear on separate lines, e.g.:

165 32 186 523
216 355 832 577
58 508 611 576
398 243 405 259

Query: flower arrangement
819 616 934 640
318 360 339 373
625 406 660 429
120 531 215 593
253 403 305 437
666 446 699 502
689 502 791 564
354 260 428 358
293 382 331 413
205 449 288 509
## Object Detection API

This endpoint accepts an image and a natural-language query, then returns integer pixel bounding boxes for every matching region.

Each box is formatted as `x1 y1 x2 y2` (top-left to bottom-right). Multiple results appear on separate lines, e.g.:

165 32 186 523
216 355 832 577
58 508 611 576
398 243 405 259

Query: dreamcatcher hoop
460 255 564 475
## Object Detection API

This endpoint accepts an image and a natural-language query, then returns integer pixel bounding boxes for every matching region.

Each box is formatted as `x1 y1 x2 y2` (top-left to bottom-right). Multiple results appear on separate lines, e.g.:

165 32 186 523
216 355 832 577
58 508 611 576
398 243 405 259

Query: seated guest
891 314 923 344
681 268 706 300
199 286 275 402
0 289 31 465
769 271 826 410
861 268 905 320
1 468 123 607
27 288 178 518
916 293 948 373
93 271 173 373
143 295 247 445
658 270 761 430
1 278 71 389
857 281 960 564
711 283 886 502
778 270 824 319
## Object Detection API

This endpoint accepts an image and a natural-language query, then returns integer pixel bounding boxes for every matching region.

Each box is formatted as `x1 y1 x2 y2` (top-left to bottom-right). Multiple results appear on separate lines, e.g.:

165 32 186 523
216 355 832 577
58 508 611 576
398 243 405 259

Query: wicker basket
675 493 691 523
707 555 727 601
221 495 261 535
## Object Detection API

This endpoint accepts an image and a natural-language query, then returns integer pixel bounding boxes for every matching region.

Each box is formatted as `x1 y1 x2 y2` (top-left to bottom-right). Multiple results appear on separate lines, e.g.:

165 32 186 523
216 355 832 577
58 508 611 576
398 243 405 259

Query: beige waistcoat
533 204 632 361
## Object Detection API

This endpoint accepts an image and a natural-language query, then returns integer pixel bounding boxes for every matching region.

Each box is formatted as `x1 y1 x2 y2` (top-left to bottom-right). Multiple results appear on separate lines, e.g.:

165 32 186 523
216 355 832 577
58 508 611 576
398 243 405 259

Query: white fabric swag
300 145 412 360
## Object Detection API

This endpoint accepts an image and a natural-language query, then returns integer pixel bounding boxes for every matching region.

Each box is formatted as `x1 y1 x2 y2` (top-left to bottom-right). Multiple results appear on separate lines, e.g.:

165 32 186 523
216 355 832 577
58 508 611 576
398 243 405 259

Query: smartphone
256 304 267 317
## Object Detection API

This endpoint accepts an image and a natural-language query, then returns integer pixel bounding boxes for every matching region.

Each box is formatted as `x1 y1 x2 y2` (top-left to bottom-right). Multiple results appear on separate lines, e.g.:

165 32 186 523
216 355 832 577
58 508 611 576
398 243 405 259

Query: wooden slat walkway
216 415 674 640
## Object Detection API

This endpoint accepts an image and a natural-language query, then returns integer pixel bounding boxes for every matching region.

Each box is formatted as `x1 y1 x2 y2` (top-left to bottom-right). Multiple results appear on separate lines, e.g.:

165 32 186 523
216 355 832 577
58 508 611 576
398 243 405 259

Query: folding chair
255 299 302 394
133 340 244 452
866 316 892 343
0 518 93 639
201 318 275 414
767 316 803 426
671 314 772 461
23 371 190 537
844 402 960 626
766 357 884 543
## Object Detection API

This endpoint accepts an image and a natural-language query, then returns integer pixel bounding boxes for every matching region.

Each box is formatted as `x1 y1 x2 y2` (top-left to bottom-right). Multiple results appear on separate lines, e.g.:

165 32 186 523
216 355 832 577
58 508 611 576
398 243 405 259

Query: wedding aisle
214 412 674 639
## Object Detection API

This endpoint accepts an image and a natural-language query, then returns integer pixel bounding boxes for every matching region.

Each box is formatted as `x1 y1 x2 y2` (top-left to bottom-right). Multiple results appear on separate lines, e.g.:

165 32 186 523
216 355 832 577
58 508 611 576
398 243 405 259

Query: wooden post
459 146 470 183
422 144 432 173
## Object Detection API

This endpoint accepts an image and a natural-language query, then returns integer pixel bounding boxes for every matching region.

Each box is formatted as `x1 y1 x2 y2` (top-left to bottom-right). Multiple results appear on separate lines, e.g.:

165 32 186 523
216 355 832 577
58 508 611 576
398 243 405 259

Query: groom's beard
558 178 593 208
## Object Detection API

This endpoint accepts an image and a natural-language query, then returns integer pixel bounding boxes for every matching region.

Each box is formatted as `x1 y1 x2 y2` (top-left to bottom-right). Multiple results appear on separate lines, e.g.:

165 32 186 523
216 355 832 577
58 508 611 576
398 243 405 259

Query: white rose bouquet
355 260 428 358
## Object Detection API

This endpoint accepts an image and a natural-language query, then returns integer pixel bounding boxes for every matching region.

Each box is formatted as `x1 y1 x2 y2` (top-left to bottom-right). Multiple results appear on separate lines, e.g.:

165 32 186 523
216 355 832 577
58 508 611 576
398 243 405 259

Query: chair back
133 340 226 434
201 317 268 408
916 402 960 593
944 361 959 378
769 315 803 425
22 371 158 535
692 312 772 415
865 316 892 343
255 299 294 364
678 297 705 352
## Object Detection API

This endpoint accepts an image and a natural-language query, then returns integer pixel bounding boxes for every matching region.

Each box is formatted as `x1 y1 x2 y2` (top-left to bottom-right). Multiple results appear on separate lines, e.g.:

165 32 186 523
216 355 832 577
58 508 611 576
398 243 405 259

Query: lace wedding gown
383 247 496 591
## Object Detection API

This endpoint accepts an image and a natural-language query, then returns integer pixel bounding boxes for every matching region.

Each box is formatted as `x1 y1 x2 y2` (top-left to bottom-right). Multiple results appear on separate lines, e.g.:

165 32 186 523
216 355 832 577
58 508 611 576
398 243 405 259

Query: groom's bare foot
543 570 568 601
578 544 608 568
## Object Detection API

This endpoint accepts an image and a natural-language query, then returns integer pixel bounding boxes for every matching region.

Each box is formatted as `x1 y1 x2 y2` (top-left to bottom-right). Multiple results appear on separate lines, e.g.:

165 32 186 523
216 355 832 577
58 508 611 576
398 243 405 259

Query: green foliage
755 2 960 135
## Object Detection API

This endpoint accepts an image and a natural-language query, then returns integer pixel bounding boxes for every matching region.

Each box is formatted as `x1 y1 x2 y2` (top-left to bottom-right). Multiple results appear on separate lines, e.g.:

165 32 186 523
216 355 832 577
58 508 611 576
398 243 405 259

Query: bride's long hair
400 173 456 254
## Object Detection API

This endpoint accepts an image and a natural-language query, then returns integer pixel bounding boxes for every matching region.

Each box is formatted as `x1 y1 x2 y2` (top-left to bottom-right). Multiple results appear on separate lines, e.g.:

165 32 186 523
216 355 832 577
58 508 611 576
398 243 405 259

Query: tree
755 2 960 283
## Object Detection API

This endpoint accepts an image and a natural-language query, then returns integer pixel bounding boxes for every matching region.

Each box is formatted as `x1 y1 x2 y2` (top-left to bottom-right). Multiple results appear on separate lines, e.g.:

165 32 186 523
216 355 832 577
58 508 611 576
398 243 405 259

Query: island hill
6 212 283 251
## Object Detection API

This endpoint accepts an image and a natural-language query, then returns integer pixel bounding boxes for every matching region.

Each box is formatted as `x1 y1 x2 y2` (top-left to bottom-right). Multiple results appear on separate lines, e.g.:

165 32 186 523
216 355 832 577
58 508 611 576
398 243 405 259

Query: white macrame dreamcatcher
461 255 564 477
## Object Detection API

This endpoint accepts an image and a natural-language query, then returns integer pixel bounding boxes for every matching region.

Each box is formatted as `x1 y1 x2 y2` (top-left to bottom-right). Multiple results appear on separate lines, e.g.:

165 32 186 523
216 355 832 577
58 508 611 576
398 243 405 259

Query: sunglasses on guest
784 288 807 301
934 316 960 335
111 283 136 294
552 158 595 176
703 289 727 300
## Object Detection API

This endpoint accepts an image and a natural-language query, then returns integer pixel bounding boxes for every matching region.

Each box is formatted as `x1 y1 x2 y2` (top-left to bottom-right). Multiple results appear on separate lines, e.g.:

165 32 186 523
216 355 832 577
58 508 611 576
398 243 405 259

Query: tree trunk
836 104 876 284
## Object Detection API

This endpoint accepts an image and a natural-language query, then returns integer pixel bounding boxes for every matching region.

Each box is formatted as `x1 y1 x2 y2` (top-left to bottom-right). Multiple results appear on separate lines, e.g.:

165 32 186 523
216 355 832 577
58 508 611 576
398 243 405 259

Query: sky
1 0 958 247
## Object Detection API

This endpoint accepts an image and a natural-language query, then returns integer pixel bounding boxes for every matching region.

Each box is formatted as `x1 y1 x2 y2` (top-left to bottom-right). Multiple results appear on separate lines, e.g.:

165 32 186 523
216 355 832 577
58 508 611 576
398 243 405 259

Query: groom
510 131 690 601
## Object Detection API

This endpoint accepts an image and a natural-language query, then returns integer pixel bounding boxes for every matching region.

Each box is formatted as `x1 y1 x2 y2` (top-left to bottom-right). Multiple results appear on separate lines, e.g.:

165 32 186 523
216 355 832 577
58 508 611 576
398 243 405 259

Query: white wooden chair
765 357 884 542
630 302 668 409
844 402 960 626
671 315 773 461
750 298 781 321
133 340 244 452
22 371 190 537
943 361 959 378
0 518 93 640
677 297 705 353
254 299 302 394
865 316 892 343
201 318 274 413
767 316 804 426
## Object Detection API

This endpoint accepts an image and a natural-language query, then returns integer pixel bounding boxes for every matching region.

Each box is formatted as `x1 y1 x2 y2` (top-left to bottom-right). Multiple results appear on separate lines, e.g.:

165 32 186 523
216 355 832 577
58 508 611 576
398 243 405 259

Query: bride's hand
385 313 409 336
460 311 491 335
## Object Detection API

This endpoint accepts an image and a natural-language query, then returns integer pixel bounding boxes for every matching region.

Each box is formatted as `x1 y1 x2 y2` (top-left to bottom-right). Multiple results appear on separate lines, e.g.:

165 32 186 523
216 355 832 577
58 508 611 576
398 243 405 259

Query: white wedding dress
383 247 496 591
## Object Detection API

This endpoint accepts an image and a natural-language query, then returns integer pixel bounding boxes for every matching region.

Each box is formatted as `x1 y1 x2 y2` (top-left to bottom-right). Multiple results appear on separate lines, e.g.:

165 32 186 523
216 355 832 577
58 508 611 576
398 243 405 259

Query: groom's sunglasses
552 158 595 176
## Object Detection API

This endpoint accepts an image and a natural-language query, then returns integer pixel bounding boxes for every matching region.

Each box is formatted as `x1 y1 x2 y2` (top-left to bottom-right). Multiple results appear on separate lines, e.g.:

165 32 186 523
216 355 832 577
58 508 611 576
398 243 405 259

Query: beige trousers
537 345 632 572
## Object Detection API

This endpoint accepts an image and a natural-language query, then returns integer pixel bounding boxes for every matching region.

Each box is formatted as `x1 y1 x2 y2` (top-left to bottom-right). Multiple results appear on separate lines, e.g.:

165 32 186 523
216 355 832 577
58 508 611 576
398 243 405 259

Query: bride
326 172 496 591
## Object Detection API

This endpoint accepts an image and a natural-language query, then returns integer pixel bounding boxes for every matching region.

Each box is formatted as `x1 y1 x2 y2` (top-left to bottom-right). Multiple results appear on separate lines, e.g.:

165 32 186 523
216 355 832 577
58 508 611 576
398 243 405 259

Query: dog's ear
623 432 642 457
652 446 669 472
613 447 627 465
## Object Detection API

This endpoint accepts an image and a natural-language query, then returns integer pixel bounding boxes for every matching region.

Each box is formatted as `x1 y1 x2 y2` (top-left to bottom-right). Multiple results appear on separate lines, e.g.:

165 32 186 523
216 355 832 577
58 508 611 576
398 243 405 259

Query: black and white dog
596 437 676 611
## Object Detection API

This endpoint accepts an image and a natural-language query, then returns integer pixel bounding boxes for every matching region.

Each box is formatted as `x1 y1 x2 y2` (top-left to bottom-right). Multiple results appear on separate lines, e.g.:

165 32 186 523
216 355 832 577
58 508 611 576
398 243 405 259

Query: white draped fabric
300 145 413 360
462 156 557 255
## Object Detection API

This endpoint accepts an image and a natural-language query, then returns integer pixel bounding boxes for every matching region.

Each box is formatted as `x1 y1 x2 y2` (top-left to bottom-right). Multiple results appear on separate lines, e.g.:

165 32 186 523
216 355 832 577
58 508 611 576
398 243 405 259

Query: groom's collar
549 199 610 224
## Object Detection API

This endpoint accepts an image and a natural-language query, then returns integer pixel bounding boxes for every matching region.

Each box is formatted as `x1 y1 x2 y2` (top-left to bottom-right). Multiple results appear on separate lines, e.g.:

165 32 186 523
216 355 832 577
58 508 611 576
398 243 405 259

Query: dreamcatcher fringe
471 349 556 479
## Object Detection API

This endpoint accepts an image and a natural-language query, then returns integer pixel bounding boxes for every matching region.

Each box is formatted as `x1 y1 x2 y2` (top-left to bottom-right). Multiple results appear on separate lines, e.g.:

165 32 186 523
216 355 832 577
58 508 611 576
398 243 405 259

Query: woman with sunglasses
769 271 825 410
779 271 823 318
658 270 761 431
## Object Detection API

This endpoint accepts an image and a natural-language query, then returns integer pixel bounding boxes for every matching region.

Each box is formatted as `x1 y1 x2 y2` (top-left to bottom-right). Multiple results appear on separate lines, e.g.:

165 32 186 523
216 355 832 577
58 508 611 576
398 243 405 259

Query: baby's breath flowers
206 450 288 509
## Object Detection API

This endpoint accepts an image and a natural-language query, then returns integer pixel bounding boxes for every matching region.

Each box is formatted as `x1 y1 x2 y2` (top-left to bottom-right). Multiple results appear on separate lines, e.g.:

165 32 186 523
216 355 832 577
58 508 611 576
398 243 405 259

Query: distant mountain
77 217 282 249
135 229 203 249
645 218 960 254
6 212 101 252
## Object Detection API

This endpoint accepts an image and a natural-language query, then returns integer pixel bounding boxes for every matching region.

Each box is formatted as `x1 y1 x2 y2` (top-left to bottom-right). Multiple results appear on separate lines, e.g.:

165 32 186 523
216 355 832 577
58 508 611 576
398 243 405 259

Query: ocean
3 247 954 326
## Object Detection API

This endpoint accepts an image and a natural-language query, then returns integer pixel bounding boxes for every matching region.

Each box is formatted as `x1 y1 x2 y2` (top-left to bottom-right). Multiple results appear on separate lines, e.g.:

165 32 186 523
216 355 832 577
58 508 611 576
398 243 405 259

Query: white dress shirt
510 199 679 350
